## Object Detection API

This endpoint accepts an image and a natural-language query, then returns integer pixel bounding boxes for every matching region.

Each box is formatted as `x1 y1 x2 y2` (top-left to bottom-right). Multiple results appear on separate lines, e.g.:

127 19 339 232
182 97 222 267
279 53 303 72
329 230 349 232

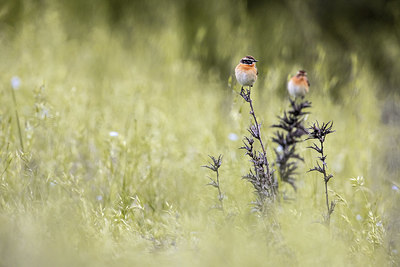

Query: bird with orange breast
235 56 258 89
287 70 310 99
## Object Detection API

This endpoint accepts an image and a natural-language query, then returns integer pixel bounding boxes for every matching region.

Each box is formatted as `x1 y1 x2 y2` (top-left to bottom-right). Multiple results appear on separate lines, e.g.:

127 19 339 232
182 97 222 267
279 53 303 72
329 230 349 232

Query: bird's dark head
240 55 258 65
297 70 307 76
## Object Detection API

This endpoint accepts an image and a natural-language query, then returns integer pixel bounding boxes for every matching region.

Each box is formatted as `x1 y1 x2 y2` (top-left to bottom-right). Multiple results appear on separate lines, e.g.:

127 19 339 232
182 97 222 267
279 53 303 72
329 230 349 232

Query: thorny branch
272 98 311 191
307 121 335 224
239 87 276 209
202 155 224 211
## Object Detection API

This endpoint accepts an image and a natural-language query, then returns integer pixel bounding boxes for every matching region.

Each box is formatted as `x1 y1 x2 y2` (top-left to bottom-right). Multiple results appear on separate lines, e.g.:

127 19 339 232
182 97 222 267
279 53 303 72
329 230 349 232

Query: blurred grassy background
0 0 399 266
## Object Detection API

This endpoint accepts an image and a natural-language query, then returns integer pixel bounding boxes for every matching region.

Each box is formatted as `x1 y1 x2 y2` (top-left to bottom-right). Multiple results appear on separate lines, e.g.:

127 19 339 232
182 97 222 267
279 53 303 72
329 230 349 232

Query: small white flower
356 214 362 221
109 131 119 137
50 181 56 187
40 107 50 119
11 76 21 90
228 133 238 141
96 195 103 201
392 185 399 191
376 221 383 227
276 145 283 153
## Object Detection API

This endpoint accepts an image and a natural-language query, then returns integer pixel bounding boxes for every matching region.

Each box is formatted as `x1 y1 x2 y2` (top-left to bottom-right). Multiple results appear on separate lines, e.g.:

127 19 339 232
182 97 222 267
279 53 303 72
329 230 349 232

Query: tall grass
0 1 398 266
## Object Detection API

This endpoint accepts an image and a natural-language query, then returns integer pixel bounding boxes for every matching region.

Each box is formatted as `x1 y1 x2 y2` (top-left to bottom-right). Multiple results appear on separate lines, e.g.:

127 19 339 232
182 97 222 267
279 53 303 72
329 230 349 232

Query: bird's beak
253 59 258 62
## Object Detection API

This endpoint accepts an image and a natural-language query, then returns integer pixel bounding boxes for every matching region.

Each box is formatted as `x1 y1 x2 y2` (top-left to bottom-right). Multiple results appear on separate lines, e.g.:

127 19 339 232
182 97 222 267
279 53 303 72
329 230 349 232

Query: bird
235 55 258 89
287 70 310 98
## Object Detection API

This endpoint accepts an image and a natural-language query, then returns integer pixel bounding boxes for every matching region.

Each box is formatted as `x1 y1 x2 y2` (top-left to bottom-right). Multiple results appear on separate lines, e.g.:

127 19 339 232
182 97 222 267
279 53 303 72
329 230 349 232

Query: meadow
0 1 399 266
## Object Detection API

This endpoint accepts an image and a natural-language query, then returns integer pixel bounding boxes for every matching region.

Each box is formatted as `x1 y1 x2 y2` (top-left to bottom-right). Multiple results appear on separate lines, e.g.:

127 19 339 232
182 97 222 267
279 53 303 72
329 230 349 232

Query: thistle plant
307 121 335 224
239 87 276 209
202 154 224 211
272 99 311 191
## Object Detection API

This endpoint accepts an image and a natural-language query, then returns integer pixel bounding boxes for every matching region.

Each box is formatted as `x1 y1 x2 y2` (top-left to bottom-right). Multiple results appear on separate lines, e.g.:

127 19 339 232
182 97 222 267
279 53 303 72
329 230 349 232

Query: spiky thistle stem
239 87 276 208
202 155 224 212
272 98 311 191
307 121 335 224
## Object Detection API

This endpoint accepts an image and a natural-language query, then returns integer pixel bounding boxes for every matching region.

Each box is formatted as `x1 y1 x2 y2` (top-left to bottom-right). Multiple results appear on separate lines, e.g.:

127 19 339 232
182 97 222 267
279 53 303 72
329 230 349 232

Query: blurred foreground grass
0 1 399 266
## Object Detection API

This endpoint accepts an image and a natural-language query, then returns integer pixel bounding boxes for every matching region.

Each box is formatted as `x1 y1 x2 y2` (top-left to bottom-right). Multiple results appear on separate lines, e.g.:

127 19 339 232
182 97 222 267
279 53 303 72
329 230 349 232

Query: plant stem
320 139 330 223
249 99 266 159
308 121 335 225
216 169 224 211
324 179 330 222
10 87 24 152
240 87 276 205
247 89 273 189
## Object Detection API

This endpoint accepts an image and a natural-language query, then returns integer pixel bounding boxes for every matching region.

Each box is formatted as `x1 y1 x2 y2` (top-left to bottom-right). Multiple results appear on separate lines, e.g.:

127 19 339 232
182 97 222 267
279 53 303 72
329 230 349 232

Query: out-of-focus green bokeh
0 0 399 266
